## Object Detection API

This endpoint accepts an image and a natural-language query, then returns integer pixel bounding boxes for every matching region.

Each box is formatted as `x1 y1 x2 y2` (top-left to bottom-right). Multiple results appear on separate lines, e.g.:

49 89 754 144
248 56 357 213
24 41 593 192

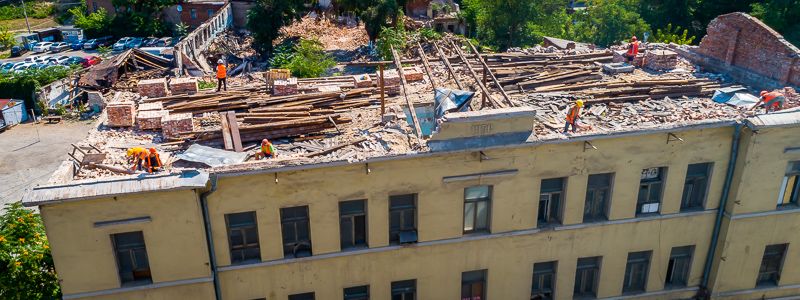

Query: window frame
539 178 566 226
288 292 315 300
584 173 613 222
391 279 416 300
463 185 492 234
280 206 312 258
389 194 417 244
111 231 152 286
532 261 557 300
637 167 667 216
622 251 652 294
343 285 370 300
461 269 488 300
574 256 601 298
225 211 261 264
339 199 368 250
681 163 712 211
665 245 694 288
757 244 788 286
777 161 800 208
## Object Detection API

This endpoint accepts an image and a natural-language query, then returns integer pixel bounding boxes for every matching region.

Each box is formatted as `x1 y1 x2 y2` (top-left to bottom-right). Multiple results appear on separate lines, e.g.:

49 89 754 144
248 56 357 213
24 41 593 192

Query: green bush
0 202 60 299
376 24 406 61
273 39 336 78
0 2 55 20
652 23 696 45
198 80 217 90
0 65 79 115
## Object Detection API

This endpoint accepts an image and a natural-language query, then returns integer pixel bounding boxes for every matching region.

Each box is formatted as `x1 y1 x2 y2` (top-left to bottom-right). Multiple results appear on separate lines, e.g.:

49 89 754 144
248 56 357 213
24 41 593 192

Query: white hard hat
217 59 223 64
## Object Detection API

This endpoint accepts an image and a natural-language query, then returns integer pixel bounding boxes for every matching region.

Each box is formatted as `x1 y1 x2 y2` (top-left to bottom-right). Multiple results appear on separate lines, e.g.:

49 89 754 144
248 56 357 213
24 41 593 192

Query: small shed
0 99 28 126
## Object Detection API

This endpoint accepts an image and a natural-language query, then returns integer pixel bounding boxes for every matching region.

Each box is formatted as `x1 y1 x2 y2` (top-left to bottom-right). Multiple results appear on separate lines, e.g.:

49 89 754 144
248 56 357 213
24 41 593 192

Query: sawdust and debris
277 16 370 51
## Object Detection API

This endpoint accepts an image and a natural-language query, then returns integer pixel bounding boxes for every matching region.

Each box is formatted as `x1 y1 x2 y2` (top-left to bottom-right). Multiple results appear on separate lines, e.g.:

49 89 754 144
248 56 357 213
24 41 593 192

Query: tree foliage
751 0 800 47
0 26 15 51
361 0 400 42
247 0 307 52
571 0 651 47
272 39 336 78
69 6 112 38
376 22 406 60
460 0 567 50
0 202 60 299
652 23 696 45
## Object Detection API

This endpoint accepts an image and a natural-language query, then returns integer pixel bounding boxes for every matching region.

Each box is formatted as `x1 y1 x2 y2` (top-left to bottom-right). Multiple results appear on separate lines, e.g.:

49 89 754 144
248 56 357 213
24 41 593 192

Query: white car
24 55 41 63
32 42 53 53
113 37 132 51
49 42 70 52
13 62 38 73
51 55 71 65
33 55 52 64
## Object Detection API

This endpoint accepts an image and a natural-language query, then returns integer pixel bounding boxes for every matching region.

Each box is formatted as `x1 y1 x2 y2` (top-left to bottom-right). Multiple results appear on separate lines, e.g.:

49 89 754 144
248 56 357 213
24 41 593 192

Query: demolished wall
686 12 799 89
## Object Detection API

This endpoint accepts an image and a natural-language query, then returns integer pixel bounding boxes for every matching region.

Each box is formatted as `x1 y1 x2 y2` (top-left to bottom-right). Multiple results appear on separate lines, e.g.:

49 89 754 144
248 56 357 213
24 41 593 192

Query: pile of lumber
535 77 720 103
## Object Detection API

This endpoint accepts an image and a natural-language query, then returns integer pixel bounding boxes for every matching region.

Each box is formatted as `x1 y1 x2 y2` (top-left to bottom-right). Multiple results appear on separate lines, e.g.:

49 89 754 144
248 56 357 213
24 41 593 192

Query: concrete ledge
62 277 212 299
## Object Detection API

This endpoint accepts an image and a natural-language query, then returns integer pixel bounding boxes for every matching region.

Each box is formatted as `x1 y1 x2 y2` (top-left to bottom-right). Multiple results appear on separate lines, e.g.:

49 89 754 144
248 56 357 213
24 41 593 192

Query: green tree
284 39 336 78
0 26 15 51
361 0 400 42
69 6 112 38
751 0 800 46
376 23 406 60
0 202 60 299
247 0 308 52
572 0 651 47
638 0 698 34
652 23 696 45
459 0 566 50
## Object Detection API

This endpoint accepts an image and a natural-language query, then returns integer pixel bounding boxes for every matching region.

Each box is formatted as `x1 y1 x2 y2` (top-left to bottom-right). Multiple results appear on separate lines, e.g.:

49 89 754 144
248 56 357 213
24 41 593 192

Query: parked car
10 46 28 57
126 37 144 49
157 37 173 47
13 62 38 73
82 56 102 67
113 37 133 51
63 56 84 66
0 62 21 73
142 37 159 47
83 36 112 50
32 42 53 53
48 55 70 65
23 55 41 63
33 55 51 64
70 40 86 50
49 42 70 53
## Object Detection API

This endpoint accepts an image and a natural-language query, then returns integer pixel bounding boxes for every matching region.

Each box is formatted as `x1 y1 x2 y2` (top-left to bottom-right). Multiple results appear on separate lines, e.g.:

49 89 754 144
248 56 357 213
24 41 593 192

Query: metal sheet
176 144 248 167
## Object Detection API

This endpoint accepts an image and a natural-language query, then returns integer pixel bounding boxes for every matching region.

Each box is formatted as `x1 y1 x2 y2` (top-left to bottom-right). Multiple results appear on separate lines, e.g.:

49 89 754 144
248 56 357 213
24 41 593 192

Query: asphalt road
3 48 100 63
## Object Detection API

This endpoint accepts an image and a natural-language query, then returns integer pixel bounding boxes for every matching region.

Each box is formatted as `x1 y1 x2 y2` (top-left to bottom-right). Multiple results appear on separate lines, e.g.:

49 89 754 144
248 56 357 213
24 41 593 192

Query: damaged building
22 12 800 300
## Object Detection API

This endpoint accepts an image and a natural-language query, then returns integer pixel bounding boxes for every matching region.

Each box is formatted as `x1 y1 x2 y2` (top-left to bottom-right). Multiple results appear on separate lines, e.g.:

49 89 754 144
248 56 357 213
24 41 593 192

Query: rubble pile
278 16 370 51
162 113 194 139
137 78 168 98
170 77 199 95
106 102 136 127
204 30 257 61
136 110 169 130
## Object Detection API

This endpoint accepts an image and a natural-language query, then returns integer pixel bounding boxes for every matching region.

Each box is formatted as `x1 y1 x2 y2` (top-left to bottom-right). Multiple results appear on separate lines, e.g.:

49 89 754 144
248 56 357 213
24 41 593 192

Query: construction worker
752 90 786 113
216 59 227 92
127 147 148 171
144 148 163 173
626 36 640 64
564 100 584 133
254 139 276 160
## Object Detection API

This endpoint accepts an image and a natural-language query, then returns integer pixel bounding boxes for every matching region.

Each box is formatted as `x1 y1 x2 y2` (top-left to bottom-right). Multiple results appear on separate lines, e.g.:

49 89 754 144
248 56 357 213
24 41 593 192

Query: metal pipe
700 122 742 295
199 173 222 300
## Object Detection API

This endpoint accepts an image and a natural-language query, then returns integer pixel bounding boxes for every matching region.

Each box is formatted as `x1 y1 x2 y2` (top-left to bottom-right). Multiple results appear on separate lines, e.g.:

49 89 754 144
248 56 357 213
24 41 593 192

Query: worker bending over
144 148 163 173
626 36 640 64
564 100 584 133
216 59 227 92
752 90 785 114
254 139 276 160
127 147 148 171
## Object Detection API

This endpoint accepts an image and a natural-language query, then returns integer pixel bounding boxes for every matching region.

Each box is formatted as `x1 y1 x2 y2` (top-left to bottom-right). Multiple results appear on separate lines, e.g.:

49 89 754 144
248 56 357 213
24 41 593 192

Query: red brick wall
179 3 224 28
405 0 430 18
697 12 800 87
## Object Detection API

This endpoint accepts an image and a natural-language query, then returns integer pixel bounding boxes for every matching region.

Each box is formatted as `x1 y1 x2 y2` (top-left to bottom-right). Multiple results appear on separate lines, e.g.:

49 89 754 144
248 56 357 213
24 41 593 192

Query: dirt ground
0 120 96 208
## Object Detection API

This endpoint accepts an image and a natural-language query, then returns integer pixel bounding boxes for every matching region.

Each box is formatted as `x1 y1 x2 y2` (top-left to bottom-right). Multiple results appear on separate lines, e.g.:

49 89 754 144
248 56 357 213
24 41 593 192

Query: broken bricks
169 77 199 95
161 113 194 139
137 78 168 98
136 110 169 130
106 102 136 127
273 77 299 96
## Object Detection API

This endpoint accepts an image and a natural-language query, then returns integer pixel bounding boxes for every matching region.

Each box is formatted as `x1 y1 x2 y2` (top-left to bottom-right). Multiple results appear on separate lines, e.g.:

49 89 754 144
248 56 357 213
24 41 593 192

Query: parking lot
4 48 98 63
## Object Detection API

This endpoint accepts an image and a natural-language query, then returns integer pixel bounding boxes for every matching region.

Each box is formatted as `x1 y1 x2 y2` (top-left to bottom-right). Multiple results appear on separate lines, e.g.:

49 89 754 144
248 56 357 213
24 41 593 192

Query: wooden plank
305 138 368 157
432 42 464 90
391 45 423 144
464 39 514 106
416 41 437 90
220 111 233 150
447 39 502 108
227 111 243 152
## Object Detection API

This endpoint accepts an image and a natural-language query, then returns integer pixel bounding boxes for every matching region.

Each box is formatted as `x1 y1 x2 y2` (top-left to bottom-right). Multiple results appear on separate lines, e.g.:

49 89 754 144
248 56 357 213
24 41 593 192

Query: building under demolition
22 12 800 300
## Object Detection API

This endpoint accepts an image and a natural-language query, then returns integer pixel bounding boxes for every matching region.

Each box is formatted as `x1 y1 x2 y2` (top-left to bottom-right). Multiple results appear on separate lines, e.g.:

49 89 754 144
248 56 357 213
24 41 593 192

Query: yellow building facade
25 111 800 300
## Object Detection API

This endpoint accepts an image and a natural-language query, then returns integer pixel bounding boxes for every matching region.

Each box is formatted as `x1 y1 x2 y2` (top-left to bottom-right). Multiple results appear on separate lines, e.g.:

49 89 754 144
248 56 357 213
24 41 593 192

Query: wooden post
482 66 487 108
464 39 513 106
447 39 501 108
379 63 385 119
390 45 423 143
416 41 437 91
432 42 464 90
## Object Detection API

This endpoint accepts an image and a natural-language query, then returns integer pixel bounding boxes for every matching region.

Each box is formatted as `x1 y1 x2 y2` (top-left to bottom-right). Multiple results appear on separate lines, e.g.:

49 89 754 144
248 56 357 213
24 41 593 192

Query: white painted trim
778 176 789 205
713 283 800 297
94 216 151 228
62 277 213 299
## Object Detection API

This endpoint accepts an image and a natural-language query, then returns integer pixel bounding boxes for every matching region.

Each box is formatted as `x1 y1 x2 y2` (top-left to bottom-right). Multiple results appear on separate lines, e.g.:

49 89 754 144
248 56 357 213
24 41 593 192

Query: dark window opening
391 280 416 300
289 292 315 300
112 231 152 286
584 173 613 222
637 167 666 215
281 206 312 258
665 246 694 288
340 200 368 249
681 163 712 211
539 178 565 226
623 251 652 293
574 257 600 298
225 211 260 264
464 186 491 233
757 244 788 286
390 194 417 244
344 285 369 300
461 270 487 300
532 261 556 300
190 8 197 19
207 9 215 17
778 161 800 207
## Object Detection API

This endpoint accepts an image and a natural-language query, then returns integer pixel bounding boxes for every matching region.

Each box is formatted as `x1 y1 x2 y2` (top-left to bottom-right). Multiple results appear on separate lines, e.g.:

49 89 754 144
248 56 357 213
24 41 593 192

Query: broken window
340 200 368 249
344 285 369 300
225 211 260 264
584 173 613 222
461 270 487 300
665 246 694 288
531 261 557 300
574 257 600 298
112 231 152 286
637 167 666 215
390 194 417 244
778 161 800 207
464 186 491 234
757 244 788 286
539 178 565 226
289 292 315 300
681 163 712 211
391 280 416 300
623 251 652 293
281 206 312 258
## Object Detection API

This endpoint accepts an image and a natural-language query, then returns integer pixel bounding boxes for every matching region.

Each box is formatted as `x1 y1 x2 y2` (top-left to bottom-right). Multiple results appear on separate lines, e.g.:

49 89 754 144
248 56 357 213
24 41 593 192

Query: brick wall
180 2 225 29
696 12 800 87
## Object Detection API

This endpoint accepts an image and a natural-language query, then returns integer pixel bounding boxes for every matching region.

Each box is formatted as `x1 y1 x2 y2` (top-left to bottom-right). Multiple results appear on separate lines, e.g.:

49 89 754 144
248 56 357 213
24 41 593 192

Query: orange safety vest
566 105 580 123
763 92 783 102
627 41 640 56
261 143 274 155
216 64 227 79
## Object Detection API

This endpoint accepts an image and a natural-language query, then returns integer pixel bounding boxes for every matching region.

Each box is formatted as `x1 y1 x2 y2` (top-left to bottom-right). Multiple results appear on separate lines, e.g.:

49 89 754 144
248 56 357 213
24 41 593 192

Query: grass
0 16 58 33
198 80 217 90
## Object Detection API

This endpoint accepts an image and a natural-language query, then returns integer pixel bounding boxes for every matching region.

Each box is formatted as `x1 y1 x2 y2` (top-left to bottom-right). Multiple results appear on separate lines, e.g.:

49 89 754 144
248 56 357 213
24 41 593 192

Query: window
757 244 788 286
92 1 98 12
574 257 600 298
190 8 197 19
531 261 556 300
111 231 151 286
584 173 612 222
682 163 712 211
225 211 260 264
623 251 652 293
340 200 368 249
464 186 491 233
539 178 565 226
289 292 315 300
778 161 800 207
461 270 487 300
391 280 416 300
637 167 666 215
390 194 417 244
344 285 369 300
281 206 312 258
207 9 215 17
665 246 694 288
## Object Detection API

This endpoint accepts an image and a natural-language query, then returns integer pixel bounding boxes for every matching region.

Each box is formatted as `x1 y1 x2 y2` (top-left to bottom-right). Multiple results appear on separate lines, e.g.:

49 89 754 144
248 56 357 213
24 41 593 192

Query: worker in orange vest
127 147 148 171
216 59 227 92
254 139 277 160
144 148 163 173
752 90 785 113
626 36 640 64
564 100 584 133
